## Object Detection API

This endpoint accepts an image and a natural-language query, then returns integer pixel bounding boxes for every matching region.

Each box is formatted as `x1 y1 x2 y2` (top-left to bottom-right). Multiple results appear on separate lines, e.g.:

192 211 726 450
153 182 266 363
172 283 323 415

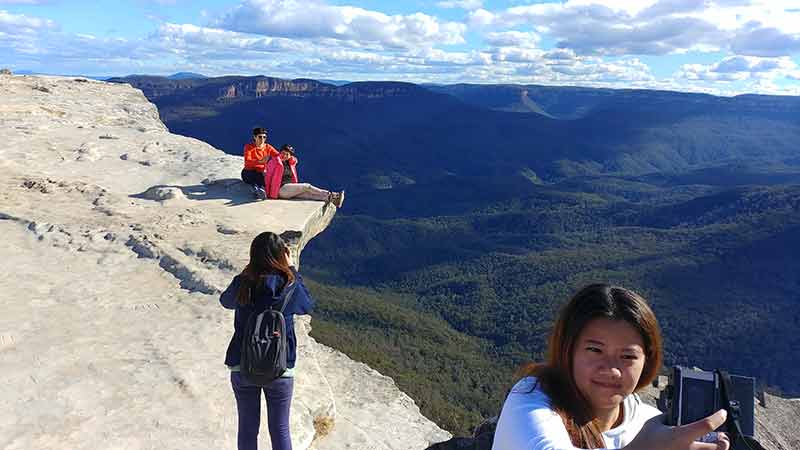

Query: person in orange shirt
242 127 279 199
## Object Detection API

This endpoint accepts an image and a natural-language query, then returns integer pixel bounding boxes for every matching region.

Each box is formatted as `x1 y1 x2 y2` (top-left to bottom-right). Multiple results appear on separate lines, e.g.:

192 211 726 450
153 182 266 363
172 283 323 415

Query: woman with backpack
220 232 314 450
492 284 730 450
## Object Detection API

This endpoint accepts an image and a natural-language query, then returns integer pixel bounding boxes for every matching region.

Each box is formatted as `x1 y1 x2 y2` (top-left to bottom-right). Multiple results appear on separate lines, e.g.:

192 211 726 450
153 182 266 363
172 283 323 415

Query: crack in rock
125 235 219 295
177 246 236 271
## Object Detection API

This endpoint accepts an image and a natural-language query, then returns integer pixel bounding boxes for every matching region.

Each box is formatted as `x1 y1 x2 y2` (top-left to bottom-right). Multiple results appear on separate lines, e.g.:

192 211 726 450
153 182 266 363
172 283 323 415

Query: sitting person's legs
241 169 265 187
279 183 330 201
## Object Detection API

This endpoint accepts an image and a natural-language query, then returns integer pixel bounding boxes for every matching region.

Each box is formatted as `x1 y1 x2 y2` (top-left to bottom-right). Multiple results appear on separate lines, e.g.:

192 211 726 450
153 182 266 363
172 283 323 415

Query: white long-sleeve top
492 377 662 450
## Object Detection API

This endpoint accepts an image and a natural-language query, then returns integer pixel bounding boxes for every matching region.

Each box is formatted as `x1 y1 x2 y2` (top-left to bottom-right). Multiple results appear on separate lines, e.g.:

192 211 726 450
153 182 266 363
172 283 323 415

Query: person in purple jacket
220 231 314 450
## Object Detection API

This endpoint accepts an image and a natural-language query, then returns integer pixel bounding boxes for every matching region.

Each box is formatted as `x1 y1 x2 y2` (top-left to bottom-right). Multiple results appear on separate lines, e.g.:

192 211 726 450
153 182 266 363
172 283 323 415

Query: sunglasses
255 134 267 138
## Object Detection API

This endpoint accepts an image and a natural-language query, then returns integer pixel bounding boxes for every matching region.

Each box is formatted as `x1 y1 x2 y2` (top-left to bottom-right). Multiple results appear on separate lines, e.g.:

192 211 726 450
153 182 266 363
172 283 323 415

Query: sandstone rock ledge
0 75 450 450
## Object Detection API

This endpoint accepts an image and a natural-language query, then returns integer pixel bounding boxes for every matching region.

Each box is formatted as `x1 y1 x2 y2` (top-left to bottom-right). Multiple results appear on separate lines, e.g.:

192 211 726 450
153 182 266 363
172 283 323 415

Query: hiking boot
332 190 345 208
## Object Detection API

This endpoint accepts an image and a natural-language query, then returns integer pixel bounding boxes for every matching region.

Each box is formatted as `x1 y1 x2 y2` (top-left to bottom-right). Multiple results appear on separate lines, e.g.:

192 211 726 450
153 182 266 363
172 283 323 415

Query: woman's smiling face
572 318 646 415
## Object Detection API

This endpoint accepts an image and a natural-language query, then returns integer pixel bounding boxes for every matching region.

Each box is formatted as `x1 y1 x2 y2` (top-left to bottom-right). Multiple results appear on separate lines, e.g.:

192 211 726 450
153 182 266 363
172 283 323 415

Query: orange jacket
243 143 278 172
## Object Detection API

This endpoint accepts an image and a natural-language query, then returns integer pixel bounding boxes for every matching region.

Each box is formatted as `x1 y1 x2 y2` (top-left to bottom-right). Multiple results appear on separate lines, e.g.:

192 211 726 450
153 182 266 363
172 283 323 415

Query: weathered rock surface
0 75 450 450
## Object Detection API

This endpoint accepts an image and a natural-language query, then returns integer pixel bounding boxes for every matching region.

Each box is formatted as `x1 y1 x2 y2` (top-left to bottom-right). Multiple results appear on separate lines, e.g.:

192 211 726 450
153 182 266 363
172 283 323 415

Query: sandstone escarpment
110 75 438 104
0 74 449 450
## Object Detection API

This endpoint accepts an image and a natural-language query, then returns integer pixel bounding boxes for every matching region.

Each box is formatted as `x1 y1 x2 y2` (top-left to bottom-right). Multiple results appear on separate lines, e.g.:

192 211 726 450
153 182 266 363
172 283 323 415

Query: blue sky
2 0 800 95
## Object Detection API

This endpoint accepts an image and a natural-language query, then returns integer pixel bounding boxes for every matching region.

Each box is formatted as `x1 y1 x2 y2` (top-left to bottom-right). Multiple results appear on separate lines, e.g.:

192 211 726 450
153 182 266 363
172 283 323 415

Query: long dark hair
517 284 664 448
236 232 295 305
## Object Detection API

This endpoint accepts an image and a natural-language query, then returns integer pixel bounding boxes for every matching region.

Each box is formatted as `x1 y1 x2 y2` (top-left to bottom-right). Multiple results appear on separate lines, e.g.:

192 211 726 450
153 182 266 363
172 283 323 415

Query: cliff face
110 75 437 103
0 74 449 450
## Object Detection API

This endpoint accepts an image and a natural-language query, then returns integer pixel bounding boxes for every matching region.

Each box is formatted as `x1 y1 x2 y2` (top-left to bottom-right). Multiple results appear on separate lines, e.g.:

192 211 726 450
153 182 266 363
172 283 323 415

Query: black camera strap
716 370 767 450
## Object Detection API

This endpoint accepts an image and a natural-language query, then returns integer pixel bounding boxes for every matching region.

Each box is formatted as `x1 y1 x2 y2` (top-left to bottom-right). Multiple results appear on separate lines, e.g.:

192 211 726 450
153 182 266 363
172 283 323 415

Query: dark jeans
230 372 294 450
241 169 265 187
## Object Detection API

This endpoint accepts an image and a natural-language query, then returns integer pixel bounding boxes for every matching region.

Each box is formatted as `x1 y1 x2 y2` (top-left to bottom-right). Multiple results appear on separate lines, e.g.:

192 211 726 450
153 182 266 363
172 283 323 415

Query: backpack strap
273 281 297 314
716 370 766 450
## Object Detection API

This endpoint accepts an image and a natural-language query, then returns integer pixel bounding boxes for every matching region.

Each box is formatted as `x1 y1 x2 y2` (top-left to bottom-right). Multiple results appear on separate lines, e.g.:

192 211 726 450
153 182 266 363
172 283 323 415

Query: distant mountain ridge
109 75 435 102
168 72 206 80
429 83 800 119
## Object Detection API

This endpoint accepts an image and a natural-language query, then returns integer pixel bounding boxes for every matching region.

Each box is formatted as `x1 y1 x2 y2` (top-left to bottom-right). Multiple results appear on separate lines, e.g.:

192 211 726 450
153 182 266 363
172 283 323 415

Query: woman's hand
625 409 730 450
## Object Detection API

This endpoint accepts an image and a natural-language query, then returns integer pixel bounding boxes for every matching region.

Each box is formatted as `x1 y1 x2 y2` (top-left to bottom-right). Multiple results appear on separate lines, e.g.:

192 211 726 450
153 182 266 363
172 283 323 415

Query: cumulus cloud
731 22 800 57
485 31 540 48
155 23 304 54
472 0 800 57
467 1 717 55
547 57 655 83
467 8 494 28
676 55 798 83
543 48 578 61
0 10 57 33
215 0 466 49
436 0 482 10
636 0 707 19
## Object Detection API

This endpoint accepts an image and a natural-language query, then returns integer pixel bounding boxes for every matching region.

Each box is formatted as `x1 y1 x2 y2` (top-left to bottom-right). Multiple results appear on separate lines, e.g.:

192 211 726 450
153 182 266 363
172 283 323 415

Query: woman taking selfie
220 232 314 450
492 284 730 450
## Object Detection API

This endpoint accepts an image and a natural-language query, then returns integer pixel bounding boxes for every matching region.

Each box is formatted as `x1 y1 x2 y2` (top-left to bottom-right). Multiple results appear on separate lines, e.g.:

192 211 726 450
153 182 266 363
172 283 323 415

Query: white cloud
215 0 466 49
474 0 800 57
0 10 57 33
155 23 304 54
543 48 578 61
485 31 540 48
467 8 494 28
546 57 655 83
491 47 542 64
675 55 798 84
436 0 482 10
731 22 800 57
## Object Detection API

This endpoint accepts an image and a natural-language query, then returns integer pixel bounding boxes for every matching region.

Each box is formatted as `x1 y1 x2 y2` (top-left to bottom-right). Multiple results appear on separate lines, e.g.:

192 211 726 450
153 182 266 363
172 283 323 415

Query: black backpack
240 281 297 385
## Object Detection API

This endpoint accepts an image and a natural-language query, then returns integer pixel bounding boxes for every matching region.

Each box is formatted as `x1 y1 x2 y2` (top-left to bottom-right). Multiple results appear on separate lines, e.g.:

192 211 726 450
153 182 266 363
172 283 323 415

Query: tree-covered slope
302 181 800 433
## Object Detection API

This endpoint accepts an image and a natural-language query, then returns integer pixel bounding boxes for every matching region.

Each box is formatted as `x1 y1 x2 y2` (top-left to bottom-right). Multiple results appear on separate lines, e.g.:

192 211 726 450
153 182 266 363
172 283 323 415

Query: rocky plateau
0 73 449 450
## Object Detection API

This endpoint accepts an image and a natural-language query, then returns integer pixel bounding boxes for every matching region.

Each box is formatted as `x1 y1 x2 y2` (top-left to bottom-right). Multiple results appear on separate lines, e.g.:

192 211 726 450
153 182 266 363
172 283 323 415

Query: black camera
657 366 756 437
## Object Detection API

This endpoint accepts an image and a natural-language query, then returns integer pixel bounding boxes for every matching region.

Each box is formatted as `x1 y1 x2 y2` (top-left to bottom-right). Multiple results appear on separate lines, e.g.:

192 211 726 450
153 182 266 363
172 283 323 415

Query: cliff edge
0 74 450 450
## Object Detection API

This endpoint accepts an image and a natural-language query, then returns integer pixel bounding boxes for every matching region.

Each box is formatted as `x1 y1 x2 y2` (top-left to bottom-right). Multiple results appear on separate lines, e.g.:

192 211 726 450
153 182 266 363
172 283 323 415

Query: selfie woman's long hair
516 284 663 449
236 232 295 305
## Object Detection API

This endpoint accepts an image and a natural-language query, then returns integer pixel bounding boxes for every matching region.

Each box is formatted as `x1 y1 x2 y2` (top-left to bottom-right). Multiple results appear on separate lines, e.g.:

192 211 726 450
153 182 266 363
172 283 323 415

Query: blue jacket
220 270 314 368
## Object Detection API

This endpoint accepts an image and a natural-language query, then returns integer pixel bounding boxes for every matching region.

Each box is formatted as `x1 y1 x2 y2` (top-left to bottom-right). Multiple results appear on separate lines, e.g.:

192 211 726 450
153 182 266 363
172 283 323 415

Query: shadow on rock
426 417 497 450
131 178 257 206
